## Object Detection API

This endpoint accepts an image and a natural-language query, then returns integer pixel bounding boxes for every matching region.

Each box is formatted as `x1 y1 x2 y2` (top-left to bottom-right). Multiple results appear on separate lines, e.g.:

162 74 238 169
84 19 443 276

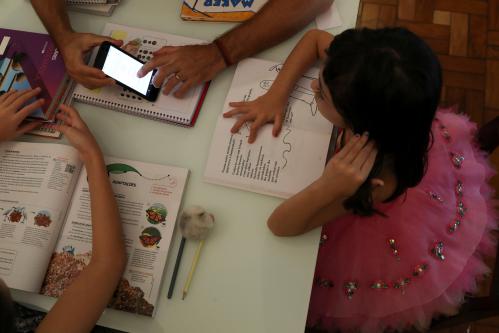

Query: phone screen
101 46 153 95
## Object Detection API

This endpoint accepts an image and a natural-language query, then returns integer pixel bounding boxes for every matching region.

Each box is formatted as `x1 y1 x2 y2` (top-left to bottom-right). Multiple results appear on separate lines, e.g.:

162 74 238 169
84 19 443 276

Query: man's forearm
31 0 74 47
217 0 332 64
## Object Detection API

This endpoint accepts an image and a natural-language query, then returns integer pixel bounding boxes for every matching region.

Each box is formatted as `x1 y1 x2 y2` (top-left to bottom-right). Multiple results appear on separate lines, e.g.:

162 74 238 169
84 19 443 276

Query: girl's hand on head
320 132 378 198
223 93 287 143
52 105 102 163
0 88 44 142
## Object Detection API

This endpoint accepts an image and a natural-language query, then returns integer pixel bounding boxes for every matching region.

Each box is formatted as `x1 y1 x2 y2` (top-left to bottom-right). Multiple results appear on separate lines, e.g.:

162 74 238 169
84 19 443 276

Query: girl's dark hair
323 27 442 216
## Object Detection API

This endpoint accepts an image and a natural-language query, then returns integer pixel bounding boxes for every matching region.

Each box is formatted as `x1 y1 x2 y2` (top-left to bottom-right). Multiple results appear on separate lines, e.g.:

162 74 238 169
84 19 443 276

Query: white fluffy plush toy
179 205 215 241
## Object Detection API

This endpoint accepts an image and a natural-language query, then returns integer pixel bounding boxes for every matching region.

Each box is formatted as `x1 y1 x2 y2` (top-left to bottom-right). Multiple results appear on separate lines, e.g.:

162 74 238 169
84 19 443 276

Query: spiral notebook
72 23 210 127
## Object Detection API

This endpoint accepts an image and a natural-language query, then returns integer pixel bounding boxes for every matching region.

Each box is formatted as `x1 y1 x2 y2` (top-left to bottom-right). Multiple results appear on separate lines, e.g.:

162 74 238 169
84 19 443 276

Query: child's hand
53 105 102 163
223 93 287 143
320 132 378 198
0 89 44 142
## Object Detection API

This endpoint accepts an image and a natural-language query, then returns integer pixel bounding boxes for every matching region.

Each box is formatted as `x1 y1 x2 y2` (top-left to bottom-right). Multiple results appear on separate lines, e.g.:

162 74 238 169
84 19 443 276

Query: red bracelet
213 38 233 67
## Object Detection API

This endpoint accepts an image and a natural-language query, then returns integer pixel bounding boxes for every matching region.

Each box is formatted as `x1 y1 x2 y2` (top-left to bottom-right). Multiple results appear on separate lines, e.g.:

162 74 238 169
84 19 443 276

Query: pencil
167 237 186 299
182 239 204 300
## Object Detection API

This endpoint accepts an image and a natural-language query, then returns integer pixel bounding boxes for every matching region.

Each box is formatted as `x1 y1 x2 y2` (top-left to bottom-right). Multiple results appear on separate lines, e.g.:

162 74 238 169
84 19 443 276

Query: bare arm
138 0 333 98
218 0 333 64
224 29 334 142
30 0 73 48
37 106 126 333
268 133 378 236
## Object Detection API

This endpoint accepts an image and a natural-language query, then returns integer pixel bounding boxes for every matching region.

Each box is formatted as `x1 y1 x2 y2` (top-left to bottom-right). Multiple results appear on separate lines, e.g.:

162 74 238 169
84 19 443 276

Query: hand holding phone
94 41 160 102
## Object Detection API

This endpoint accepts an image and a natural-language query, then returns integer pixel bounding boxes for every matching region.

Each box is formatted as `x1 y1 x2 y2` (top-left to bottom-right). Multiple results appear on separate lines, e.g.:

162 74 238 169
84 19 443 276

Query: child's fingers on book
16 121 42 136
5 88 37 107
15 99 45 122
272 114 284 137
223 108 249 118
10 88 42 112
59 104 83 123
248 118 266 143
228 101 248 107
0 90 16 104
56 112 72 126
231 115 253 134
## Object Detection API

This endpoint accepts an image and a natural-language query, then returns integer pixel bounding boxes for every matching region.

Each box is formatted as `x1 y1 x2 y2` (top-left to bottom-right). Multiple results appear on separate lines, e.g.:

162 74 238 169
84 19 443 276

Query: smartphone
94 41 160 102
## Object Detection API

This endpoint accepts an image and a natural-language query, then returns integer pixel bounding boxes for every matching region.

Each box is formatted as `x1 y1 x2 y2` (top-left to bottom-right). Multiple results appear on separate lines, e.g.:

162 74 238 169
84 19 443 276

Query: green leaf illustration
106 163 142 177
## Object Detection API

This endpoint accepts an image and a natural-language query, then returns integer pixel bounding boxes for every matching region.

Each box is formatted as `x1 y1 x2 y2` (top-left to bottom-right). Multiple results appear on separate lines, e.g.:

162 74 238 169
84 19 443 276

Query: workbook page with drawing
0 141 188 317
204 58 334 198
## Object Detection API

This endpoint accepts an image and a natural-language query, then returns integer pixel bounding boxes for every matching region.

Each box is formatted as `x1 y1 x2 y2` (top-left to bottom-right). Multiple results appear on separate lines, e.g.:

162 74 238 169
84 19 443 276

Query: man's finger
138 57 169 78
79 76 115 89
153 46 178 56
174 80 196 99
152 67 176 88
77 65 108 79
162 76 181 96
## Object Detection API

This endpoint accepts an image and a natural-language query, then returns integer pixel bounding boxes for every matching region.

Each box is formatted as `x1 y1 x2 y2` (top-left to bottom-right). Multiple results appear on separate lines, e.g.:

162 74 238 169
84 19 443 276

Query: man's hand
59 32 123 89
138 43 226 98
0 89 44 142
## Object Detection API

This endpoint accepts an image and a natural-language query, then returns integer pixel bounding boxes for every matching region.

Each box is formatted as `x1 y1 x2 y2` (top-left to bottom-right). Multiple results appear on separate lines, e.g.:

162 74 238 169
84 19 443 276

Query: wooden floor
355 1 499 332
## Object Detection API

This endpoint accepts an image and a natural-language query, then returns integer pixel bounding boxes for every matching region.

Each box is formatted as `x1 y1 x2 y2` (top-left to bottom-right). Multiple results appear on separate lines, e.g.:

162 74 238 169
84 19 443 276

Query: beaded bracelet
213 38 233 67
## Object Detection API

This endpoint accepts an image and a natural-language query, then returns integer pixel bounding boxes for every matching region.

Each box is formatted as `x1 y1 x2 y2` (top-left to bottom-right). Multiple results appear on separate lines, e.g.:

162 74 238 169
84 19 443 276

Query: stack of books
67 0 121 17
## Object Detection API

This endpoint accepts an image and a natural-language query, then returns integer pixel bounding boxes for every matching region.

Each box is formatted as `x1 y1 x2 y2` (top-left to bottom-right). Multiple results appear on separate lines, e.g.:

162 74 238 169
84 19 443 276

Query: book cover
180 0 266 22
0 29 67 121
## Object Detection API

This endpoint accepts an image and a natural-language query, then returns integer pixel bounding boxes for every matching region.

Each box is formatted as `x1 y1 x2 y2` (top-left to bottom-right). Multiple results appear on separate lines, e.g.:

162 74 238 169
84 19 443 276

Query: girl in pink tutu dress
223 27 497 332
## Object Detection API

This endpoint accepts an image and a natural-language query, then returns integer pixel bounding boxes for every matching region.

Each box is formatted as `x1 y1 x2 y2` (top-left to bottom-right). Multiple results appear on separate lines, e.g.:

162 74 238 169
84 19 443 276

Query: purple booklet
0 28 70 121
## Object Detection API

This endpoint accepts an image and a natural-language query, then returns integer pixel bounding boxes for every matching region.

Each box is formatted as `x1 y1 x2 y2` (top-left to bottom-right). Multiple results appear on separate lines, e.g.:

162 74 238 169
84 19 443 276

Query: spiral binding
73 93 191 127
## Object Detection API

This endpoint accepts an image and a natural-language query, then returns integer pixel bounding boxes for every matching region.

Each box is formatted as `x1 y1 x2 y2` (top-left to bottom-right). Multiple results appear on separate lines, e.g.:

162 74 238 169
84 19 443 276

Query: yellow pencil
182 239 204 300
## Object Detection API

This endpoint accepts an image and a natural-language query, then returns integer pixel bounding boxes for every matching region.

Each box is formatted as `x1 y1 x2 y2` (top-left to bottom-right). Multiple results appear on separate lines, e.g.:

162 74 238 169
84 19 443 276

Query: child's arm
0 89 44 142
37 106 126 333
223 29 334 143
268 133 378 236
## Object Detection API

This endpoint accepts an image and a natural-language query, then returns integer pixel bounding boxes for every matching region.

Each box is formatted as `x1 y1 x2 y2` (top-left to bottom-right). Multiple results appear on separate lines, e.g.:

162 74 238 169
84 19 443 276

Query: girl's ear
371 178 385 188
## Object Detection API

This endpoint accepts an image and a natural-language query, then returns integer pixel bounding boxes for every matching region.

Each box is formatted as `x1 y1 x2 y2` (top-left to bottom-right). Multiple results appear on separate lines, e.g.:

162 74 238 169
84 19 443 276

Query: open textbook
0 141 188 316
204 58 334 199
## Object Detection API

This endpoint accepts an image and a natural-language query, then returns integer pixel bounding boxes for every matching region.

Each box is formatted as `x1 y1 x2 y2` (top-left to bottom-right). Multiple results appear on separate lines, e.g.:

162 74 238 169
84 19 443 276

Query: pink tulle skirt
307 109 498 332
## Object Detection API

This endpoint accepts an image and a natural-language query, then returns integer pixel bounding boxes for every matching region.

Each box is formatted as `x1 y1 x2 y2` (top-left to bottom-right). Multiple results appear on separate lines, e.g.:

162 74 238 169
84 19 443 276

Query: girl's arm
37 105 126 333
268 133 378 236
223 29 334 143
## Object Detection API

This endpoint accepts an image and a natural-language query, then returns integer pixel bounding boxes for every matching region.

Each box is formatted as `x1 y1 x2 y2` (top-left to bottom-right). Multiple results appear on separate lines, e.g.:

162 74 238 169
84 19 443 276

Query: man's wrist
212 38 233 68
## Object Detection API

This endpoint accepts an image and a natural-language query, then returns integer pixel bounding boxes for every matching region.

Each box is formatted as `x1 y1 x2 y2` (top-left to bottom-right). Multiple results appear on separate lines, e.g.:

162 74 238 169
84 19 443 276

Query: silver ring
174 73 184 81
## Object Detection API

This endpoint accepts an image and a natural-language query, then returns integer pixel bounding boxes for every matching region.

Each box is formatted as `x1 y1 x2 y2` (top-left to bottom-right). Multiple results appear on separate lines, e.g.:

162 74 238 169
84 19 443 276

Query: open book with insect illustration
0 141 188 316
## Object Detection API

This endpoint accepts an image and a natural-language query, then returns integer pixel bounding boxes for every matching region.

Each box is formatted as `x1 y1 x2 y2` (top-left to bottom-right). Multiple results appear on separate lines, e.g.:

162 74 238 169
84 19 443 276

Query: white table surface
2 1 360 332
